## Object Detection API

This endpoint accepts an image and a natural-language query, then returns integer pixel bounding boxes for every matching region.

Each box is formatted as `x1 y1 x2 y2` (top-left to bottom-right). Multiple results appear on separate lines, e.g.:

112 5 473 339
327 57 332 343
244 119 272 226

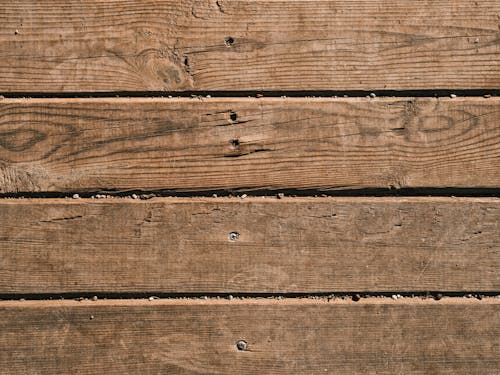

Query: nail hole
236 340 247 351
230 139 240 147
229 231 239 241
225 36 234 46
229 112 238 122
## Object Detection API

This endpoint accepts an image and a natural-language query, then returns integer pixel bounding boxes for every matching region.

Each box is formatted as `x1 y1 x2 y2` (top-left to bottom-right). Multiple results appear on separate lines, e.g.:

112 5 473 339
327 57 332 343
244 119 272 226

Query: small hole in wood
230 112 238 122
230 139 240 147
225 36 234 46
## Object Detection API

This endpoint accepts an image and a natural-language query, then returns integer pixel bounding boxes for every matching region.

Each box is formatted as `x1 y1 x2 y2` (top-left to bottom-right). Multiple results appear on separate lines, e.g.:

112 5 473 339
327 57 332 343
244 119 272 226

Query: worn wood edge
1 298 498 308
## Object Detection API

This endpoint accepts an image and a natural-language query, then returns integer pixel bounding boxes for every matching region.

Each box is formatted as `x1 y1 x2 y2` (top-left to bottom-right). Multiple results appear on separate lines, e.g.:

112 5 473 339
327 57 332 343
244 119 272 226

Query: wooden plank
0 97 499 192
1 1 499 92
1 197 498 294
0 299 498 374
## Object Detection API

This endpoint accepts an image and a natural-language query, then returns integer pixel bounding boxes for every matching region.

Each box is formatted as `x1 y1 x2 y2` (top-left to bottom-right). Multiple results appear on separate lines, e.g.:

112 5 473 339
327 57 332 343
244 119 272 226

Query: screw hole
230 139 240 147
236 340 247 351
230 112 238 122
225 36 234 46
229 231 239 241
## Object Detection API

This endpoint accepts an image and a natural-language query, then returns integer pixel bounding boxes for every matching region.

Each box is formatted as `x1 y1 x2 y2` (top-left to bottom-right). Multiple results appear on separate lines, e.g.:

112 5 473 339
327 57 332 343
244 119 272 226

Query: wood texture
0 97 499 192
1 1 499 92
0 299 498 374
1 197 498 294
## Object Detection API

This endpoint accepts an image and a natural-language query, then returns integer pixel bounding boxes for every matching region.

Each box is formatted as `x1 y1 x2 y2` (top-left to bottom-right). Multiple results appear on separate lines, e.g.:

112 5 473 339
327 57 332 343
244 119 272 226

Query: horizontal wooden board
0 299 498 374
0 97 499 192
1 1 499 92
1 197 498 294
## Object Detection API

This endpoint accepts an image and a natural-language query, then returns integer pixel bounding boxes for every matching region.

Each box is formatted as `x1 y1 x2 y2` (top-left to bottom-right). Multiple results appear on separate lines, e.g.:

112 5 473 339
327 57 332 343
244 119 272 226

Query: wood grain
1 1 499 92
0 299 498 374
0 97 499 192
1 197 498 294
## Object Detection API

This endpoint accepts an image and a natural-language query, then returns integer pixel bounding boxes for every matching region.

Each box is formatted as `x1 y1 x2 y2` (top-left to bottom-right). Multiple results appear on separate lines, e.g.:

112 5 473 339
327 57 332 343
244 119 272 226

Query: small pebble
370 93 376 98
352 293 361 302
212 193 218 198
474 38 479 43
391 294 398 300
450 94 457 98
148 296 159 301
89 315 94 320
72 194 80 199
206 95 211 98
256 93 264 98
434 293 443 301
131 194 138 199
240 194 247 199
228 295 234 300
277 192 284 199
484 94 491 98
14 29 19 35
92 296 98 301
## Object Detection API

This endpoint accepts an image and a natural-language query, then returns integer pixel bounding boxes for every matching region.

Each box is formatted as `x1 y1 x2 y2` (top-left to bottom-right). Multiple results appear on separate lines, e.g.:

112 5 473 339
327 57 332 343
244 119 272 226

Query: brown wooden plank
0 97 499 192
1 197 498 294
1 1 499 92
0 299 498 374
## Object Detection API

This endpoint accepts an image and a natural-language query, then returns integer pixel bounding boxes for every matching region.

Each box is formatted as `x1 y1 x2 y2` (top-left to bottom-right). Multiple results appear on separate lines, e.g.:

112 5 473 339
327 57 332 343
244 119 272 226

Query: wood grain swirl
0 98 498 192
0 0 499 91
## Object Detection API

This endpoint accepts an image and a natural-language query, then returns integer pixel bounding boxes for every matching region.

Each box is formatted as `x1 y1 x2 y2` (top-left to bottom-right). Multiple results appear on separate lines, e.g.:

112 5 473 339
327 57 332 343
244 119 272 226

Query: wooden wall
0 1 498 373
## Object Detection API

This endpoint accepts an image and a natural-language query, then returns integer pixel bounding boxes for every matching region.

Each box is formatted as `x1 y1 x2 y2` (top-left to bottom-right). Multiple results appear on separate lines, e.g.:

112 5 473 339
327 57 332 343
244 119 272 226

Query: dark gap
0 291 497 301
0 188 498 199
0 89 497 98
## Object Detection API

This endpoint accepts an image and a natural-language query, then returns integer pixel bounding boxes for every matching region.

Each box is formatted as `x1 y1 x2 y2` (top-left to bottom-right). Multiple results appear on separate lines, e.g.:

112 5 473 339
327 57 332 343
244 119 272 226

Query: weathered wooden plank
1 197 498 294
0 97 499 192
1 1 499 92
0 299 498 374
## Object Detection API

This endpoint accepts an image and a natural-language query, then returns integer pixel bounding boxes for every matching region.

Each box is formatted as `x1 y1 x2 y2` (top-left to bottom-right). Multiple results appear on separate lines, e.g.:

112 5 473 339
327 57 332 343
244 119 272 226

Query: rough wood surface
0 299 498 374
1 197 498 294
0 97 499 192
1 1 499 92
